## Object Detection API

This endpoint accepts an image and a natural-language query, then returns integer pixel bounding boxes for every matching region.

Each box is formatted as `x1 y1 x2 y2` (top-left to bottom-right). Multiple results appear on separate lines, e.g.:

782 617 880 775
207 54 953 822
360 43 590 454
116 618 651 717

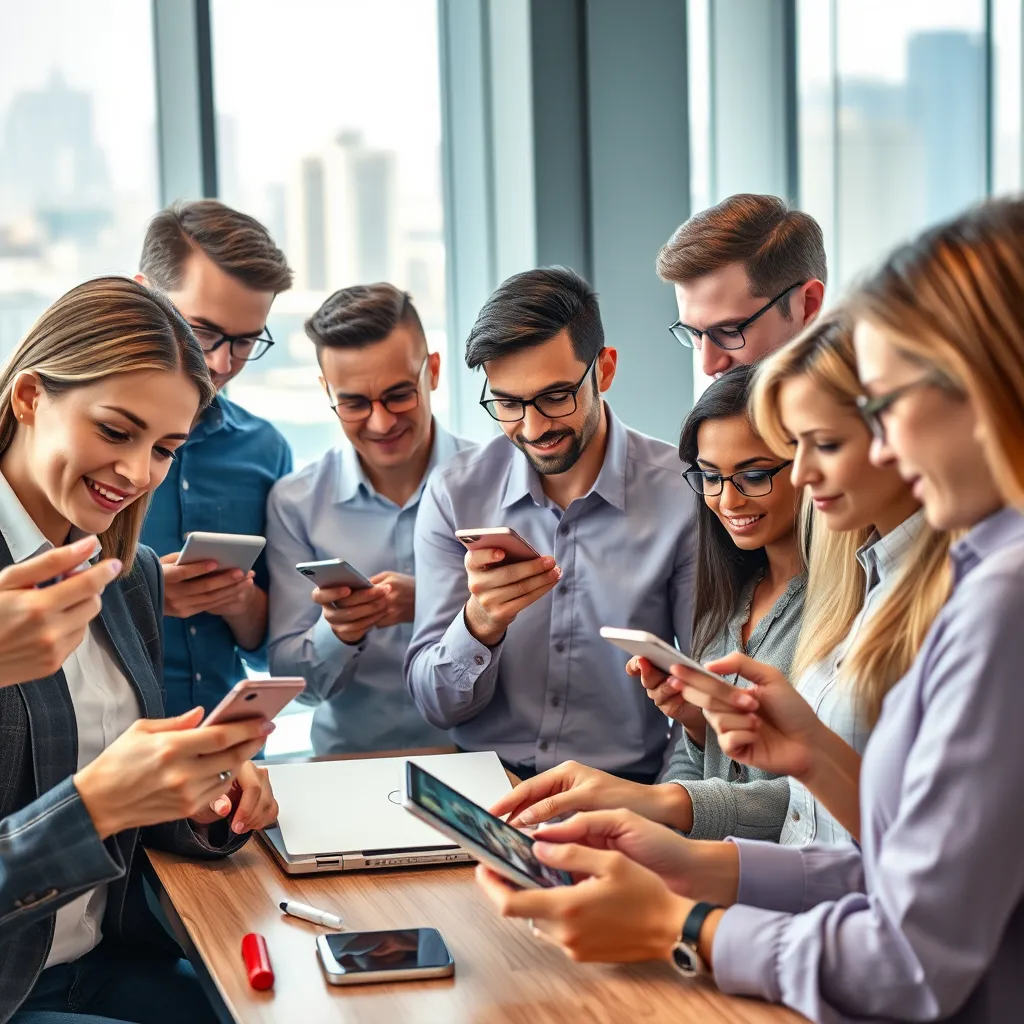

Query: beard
512 389 602 476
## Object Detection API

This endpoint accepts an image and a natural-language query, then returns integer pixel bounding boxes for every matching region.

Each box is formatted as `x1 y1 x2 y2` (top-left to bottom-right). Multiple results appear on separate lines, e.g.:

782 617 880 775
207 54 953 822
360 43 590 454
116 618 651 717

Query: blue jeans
11 939 219 1024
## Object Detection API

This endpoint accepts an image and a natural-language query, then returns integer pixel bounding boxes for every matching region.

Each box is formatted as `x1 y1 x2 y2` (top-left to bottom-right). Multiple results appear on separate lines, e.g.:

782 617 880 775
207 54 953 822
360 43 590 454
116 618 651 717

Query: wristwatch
670 901 720 977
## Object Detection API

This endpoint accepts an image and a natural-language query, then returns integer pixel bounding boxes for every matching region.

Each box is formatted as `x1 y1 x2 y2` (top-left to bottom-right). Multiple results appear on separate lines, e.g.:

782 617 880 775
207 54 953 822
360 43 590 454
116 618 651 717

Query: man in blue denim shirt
136 201 294 715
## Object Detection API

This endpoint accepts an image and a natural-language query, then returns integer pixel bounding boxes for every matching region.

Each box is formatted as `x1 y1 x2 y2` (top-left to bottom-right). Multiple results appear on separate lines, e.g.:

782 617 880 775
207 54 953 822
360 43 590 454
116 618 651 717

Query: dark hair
304 282 426 356
139 199 293 294
679 364 768 659
464 266 604 369
657 194 827 317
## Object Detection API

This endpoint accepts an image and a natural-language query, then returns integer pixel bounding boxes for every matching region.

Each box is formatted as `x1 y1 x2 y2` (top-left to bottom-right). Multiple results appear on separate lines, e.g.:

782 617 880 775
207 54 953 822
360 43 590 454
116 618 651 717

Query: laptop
259 751 513 874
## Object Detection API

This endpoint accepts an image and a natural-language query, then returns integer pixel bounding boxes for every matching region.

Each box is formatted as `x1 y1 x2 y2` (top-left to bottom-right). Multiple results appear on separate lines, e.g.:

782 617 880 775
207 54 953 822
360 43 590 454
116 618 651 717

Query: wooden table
147 752 803 1024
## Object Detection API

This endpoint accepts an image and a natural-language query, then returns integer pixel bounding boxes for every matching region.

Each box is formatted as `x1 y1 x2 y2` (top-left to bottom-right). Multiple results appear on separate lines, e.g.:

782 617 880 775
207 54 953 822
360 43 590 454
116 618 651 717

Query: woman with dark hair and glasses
492 364 805 843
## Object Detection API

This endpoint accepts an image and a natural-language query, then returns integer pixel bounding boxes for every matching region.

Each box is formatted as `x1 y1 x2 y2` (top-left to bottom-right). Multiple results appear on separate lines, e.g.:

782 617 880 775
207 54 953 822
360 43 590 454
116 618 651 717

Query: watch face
671 943 701 977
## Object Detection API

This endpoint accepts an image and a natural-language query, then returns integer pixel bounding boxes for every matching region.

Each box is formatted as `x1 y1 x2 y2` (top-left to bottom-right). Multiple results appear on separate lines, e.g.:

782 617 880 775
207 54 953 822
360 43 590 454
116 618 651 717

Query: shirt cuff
712 903 788 1002
730 837 807 912
676 779 734 841
440 610 502 691
311 614 362 662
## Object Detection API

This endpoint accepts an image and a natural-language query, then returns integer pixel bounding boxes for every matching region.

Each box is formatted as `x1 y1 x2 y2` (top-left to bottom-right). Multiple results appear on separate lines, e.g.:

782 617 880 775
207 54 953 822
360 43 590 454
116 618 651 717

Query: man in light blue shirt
405 267 696 782
267 284 472 754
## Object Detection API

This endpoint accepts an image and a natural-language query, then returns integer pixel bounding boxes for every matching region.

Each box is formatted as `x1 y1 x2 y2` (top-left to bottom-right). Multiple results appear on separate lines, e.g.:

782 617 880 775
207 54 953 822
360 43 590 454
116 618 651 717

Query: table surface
147 750 804 1024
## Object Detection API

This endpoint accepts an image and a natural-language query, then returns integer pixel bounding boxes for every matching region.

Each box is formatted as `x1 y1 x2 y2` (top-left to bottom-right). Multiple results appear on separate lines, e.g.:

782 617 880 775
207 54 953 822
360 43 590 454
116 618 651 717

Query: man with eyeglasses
405 267 696 783
658 194 827 380
264 284 471 754
135 200 294 717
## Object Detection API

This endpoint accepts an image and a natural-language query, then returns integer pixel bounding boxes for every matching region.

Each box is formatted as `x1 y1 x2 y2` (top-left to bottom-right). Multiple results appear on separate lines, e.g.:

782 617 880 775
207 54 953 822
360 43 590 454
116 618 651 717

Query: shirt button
195 672 202 682
550 695 561 708
557 585 568 596
554 641 565 653
190 626 197 636
538 740 549 752
182 479 189 491
473 655 485 666
792 810 801 822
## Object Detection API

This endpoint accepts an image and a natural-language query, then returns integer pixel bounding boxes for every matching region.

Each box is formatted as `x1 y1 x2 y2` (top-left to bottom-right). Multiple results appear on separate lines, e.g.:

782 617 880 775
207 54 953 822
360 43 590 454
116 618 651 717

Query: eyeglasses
669 283 805 351
683 460 793 497
188 324 275 362
327 354 429 423
855 374 942 442
479 352 600 423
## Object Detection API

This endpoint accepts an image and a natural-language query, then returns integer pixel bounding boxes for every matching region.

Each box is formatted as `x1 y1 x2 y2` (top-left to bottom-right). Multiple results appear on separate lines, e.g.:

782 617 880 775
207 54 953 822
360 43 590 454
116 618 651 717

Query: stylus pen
279 900 344 929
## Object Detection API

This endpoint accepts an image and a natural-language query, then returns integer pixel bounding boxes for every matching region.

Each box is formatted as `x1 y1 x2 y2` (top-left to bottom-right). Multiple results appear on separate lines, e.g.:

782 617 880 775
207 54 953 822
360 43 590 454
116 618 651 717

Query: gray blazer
0 536 247 1022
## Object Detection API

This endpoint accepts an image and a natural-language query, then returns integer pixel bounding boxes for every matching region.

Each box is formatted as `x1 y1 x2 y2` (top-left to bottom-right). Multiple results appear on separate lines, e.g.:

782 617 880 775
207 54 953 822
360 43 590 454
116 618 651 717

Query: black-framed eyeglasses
188 323 275 362
855 374 942 442
479 352 601 423
327 354 430 423
683 460 793 497
669 283 805 352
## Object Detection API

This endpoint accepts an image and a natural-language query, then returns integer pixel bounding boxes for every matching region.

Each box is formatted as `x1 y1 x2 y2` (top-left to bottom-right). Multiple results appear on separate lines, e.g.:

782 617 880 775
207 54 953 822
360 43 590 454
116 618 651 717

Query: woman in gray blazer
0 278 278 1024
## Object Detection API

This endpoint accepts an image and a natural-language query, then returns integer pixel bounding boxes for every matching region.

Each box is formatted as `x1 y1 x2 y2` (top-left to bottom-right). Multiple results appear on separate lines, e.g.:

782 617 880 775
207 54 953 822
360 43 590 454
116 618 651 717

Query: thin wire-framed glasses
327 354 430 423
479 352 600 422
669 283 805 351
683 460 793 497
188 324 275 362
855 375 941 442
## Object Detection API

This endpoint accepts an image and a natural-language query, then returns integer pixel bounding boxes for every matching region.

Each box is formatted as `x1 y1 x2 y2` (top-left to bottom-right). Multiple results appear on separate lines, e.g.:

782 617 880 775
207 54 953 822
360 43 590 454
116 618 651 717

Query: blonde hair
751 312 952 725
850 196 1024 510
0 277 215 573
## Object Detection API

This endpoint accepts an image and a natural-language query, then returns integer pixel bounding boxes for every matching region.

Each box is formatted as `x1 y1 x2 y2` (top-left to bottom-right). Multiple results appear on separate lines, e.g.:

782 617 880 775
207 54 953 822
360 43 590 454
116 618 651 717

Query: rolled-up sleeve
404 471 504 729
710 566 1024 1023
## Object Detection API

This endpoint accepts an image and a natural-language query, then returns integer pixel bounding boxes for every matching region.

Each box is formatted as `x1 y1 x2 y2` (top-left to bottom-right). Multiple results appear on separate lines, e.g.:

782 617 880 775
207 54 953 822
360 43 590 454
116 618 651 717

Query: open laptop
259 751 513 874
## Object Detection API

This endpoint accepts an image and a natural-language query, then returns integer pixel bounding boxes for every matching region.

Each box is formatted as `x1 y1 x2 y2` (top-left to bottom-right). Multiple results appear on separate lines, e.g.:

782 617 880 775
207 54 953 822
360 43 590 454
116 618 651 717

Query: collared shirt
405 405 696 776
266 421 472 755
662 572 806 842
0 471 140 968
781 510 925 847
141 393 292 715
713 507 1024 1024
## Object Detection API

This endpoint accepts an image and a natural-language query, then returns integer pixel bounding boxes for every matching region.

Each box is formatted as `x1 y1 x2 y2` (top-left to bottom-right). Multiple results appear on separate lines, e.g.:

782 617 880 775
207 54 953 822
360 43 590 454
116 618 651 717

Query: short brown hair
304 283 425 356
139 199 293 294
657 194 827 316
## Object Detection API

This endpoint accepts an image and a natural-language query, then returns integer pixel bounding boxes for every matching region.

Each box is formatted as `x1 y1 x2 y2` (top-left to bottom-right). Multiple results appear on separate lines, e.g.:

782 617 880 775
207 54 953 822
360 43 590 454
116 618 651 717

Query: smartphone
403 762 572 890
599 627 730 683
316 928 454 986
455 527 541 564
176 532 266 574
201 677 306 727
294 558 373 590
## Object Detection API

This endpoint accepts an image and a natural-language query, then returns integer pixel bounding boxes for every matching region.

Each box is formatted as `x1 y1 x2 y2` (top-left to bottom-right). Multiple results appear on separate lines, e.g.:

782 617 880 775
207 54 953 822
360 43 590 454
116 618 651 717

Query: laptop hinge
342 849 473 871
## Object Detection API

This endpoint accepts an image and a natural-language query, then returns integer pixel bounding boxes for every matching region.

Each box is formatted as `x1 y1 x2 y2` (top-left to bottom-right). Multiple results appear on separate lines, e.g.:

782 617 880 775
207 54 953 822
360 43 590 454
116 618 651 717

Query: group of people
0 188 1021 1024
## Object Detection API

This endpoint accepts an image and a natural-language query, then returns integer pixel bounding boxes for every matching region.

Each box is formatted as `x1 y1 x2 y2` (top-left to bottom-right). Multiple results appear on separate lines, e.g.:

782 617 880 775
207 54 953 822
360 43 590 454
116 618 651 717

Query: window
0 0 159 366
210 0 448 468
798 0 988 290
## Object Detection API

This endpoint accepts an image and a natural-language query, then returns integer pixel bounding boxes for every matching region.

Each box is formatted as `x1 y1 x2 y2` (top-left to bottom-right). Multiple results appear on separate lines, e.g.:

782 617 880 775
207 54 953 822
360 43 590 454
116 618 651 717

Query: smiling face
777 373 919 536
10 368 200 540
853 319 1002 531
695 413 799 551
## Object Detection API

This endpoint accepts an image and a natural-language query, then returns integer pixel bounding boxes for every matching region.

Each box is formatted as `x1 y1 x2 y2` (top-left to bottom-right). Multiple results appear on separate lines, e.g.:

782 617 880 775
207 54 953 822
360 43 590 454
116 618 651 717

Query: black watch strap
681 900 721 946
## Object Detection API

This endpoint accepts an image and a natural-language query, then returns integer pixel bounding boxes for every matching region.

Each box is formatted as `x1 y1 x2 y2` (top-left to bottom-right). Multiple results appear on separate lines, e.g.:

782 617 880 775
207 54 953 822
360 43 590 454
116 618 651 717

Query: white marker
279 900 344 930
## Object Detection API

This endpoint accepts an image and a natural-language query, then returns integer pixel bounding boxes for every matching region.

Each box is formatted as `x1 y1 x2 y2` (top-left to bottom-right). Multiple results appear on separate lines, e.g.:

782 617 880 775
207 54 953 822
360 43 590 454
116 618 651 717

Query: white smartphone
201 677 306 727
295 558 373 590
455 527 541 564
403 762 572 890
316 928 454 986
599 627 730 683
176 532 266 574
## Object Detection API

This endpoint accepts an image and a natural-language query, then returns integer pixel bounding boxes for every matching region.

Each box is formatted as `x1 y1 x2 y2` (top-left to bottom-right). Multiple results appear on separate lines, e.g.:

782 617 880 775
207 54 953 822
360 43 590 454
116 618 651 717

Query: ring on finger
218 770 233 783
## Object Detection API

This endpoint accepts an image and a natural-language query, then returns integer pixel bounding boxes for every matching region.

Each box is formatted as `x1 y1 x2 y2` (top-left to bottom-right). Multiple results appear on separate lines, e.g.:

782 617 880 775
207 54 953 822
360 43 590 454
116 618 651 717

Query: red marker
241 933 274 990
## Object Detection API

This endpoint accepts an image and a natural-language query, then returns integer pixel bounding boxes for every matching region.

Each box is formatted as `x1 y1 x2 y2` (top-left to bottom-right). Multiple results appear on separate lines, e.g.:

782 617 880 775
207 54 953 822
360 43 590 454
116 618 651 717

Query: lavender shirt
713 507 1024 1023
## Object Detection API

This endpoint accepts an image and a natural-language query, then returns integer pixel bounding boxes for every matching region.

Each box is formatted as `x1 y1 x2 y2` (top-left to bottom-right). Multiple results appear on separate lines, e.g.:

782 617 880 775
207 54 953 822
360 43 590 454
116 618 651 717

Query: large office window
0 0 159 365
210 0 448 467
798 0 988 291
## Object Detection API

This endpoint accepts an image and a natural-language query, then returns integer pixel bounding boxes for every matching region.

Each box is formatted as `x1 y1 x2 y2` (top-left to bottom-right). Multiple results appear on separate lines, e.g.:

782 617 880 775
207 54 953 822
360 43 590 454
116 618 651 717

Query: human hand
312 580 390 645
190 758 279 834
73 707 275 840
669 652 821 779
371 571 415 628
627 656 706 741
475 841 688 964
489 760 685 829
463 548 561 646
0 536 121 686
160 553 256 619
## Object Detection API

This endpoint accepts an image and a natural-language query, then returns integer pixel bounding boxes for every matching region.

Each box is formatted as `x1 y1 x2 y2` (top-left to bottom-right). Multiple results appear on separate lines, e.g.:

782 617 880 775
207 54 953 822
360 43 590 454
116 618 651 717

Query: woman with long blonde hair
474 197 1024 1023
0 278 279 1024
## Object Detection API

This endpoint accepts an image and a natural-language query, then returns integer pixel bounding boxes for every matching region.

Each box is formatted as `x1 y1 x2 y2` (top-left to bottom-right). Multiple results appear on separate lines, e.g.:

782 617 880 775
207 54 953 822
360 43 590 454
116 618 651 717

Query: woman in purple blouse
475 198 1024 1024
